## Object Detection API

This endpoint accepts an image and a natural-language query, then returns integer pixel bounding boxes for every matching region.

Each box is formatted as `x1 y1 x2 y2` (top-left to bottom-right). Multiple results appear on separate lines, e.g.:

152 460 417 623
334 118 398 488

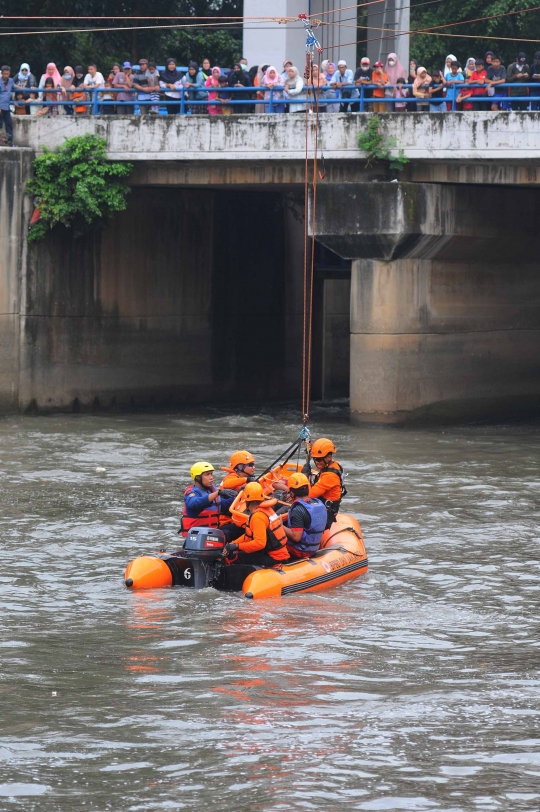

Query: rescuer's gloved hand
224 543 239 557
301 462 312 476
218 488 237 500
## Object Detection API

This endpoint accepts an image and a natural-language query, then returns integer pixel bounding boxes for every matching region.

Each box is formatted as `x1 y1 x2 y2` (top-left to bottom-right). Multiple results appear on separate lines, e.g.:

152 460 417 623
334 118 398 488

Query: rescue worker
307 438 346 529
220 450 256 491
224 481 290 567
181 462 236 537
282 473 327 559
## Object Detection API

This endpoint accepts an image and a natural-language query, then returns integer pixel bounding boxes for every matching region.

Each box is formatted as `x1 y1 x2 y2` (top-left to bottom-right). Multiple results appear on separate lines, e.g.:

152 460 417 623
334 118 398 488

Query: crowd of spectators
1 49 539 145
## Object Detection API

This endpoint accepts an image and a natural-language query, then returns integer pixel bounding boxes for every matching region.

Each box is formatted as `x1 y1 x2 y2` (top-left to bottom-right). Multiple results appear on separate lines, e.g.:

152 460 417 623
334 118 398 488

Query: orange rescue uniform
221 472 249 491
237 503 290 562
309 460 343 503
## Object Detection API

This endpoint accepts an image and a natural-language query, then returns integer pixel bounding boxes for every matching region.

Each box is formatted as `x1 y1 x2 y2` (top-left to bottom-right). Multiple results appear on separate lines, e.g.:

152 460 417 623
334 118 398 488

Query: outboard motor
182 527 226 589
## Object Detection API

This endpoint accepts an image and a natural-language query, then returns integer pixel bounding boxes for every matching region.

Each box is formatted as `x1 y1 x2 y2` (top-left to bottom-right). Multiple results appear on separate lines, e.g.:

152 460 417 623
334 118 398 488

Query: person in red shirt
468 59 487 111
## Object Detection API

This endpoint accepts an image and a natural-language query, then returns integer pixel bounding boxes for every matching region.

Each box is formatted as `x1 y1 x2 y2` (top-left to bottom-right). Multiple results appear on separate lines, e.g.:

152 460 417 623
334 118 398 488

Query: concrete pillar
313 182 540 423
243 0 308 74
0 151 32 411
367 0 410 69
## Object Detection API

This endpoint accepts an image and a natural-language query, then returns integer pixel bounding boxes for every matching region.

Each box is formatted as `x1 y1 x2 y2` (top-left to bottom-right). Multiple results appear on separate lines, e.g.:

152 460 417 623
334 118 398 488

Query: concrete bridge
2 113 540 422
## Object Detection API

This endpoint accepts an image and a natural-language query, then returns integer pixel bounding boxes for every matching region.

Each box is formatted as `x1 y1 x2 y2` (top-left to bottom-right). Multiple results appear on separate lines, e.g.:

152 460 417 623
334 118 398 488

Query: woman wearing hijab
507 52 530 110
227 62 250 113
484 51 494 72
443 54 462 79
71 66 88 114
205 66 222 114
530 51 540 110
464 58 476 80
284 65 305 113
159 58 184 114
14 63 36 97
39 63 62 89
60 66 75 115
413 67 432 111
253 65 268 113
385 52 407 84
263 66 285 113
183 61 205 113
200 59 212 82
322 62 340 112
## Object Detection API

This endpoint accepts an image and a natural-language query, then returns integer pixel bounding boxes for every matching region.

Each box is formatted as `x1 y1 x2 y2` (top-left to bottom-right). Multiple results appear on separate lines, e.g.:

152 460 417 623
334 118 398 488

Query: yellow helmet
288 472 310 491
242 482 265 502
311 438 336 458
190 461 215 481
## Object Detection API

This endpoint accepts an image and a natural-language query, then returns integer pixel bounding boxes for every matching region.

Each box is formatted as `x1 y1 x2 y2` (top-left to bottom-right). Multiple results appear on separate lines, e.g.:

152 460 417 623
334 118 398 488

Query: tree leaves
26 134 133 242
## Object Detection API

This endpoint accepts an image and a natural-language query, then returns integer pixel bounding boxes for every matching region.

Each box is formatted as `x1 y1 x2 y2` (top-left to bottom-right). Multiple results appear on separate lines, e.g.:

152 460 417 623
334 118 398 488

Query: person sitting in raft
181 462 237 537
306 438 347 529
224 482 290 567
282 473 327 559
220 450 257 491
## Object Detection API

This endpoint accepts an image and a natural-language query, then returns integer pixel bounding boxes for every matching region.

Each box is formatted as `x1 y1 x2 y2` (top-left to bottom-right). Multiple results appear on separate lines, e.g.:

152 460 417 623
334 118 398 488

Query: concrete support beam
350 259 540 423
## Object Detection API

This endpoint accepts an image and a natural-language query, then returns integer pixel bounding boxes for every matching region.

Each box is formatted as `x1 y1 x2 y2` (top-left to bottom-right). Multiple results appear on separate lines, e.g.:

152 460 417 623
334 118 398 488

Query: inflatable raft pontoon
124 462 368 599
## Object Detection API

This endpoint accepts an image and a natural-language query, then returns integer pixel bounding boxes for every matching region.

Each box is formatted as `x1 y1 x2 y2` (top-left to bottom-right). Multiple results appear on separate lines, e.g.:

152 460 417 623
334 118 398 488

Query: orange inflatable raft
124 462 368 599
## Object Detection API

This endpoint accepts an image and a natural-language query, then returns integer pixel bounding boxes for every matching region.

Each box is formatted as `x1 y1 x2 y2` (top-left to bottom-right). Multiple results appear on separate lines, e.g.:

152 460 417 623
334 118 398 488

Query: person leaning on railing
507 52 530 111
0 65 15 146
530 51 540 111
283 65 305 114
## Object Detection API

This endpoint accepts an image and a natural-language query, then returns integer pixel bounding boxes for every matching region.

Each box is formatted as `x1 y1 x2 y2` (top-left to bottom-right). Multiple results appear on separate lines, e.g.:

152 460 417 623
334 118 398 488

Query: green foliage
410 0 540 72
0 0 242 73
26 134 132 242
357 115 409 173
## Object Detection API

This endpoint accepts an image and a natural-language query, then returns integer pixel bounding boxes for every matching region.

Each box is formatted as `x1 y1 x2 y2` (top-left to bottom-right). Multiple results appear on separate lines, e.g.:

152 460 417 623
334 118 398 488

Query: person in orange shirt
220 450 256 491
372 61 390 113
308 438 347 528
224 482 290 566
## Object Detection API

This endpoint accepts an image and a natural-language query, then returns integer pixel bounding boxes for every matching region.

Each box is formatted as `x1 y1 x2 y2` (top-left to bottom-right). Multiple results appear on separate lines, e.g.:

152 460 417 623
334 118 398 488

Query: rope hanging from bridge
300 15 323 426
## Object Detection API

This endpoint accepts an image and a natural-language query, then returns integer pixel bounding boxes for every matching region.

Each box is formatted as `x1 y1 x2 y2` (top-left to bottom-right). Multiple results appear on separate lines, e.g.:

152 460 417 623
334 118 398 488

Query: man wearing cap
372 60 390 113
132 58 153 114
354 57 373 111
112 62 135 114
330 59 357 112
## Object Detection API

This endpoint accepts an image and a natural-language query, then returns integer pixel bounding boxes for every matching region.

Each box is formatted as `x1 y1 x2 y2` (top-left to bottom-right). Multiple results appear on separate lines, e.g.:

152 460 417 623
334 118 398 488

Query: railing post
452 89 457 112
360 83 364 113
269 87 274 113
92 87 99 115
180 85 185 115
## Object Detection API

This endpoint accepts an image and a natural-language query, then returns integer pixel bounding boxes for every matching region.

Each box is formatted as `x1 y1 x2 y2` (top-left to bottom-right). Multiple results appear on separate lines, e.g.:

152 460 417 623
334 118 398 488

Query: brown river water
0 407 539 811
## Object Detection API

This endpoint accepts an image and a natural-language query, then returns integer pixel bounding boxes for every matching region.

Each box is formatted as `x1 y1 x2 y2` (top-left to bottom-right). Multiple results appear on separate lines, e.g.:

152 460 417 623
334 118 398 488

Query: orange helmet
311 438 336 458
288 472 310 491
229 450 255 469
243 482 265 502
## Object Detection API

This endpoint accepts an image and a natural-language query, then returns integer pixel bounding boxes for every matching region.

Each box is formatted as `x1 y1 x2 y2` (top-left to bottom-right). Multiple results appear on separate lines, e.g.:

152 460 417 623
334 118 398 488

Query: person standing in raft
282 473 327 559
306 438 347 529
224 482 290 567
181 462 236 536
220 450 257 491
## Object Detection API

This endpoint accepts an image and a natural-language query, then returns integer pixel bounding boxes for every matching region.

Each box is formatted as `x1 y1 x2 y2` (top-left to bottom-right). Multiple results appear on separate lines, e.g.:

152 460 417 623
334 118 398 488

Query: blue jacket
183 483 235 517
0 78 15 111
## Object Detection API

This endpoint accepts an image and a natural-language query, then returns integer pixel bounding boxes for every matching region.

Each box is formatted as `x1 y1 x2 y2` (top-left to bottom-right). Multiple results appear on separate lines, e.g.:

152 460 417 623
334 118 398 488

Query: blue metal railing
11 82 540 114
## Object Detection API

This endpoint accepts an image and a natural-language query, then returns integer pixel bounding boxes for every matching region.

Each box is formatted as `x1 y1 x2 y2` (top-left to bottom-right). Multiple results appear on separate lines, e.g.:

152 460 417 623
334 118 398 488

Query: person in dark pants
0 66 15 146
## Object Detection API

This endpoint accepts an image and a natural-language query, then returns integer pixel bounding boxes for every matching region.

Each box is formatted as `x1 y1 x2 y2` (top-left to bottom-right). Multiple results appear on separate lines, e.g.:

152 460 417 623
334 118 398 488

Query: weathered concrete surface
349 257 540 424
313 183 540 261
12 112 540 163
0 150 33 411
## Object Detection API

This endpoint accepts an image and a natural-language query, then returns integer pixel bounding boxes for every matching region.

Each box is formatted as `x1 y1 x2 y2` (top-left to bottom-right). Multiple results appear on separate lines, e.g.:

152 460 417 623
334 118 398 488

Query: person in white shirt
330 59 357 112
83 64 105 88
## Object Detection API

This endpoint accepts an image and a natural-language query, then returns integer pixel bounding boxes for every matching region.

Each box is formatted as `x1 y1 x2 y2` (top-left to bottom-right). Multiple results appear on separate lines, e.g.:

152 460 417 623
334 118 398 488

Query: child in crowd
468 59 487 111
428 69 446 111
100 80 115 114
371 61 390 112
28 91 40 115
394 77 409 111
217 74 232 114
148 62 161 113
14 92 28 115
37 77 59 115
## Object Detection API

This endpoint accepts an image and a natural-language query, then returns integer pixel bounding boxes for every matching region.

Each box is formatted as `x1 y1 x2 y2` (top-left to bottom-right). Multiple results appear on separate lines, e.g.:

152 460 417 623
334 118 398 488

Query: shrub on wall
357 115 409 173
27 134 133 242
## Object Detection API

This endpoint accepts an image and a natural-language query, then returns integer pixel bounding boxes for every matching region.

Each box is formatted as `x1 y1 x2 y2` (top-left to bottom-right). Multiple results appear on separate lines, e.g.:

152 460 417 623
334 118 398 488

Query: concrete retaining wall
12 112 540 162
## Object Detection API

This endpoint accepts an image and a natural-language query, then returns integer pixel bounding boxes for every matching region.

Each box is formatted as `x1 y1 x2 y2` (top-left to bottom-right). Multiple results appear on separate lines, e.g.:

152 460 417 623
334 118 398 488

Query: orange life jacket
312 460 346 507
243 502 289 561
